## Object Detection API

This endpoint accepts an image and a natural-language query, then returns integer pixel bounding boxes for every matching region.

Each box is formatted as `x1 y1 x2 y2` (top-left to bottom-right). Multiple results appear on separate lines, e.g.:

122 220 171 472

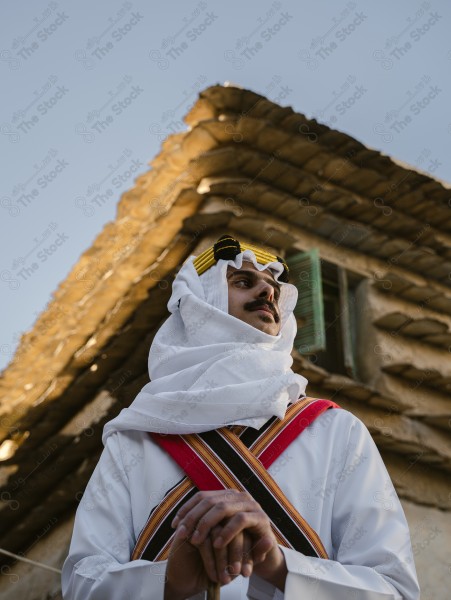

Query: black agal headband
193 234 290 283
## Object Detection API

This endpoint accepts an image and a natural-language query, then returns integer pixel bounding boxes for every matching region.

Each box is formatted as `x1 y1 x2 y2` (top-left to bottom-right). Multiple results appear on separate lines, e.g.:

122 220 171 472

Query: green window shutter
338 266 356 378
286 249 326 355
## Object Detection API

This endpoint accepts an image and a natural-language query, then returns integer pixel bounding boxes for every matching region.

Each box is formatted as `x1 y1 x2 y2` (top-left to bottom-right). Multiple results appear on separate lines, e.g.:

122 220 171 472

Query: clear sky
1 0 450 373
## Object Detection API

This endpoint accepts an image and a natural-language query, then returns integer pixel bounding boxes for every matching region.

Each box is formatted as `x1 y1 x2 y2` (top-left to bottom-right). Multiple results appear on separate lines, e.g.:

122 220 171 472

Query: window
286 249 360 379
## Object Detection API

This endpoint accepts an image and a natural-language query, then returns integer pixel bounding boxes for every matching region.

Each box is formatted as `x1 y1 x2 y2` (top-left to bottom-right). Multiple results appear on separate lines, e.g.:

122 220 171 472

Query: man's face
226 261 281 336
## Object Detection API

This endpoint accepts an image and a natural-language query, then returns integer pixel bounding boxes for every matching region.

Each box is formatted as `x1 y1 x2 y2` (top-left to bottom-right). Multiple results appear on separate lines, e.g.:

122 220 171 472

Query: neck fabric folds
102 250 308 442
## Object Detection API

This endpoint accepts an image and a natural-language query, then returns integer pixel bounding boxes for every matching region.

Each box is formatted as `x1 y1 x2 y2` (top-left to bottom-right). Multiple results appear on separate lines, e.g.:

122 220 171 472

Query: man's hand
164 515 254 599
171 490 288 591
164 523 207 600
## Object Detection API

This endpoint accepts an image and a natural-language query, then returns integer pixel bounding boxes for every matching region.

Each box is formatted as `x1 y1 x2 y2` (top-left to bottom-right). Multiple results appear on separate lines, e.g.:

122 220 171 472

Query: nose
256 279 275 302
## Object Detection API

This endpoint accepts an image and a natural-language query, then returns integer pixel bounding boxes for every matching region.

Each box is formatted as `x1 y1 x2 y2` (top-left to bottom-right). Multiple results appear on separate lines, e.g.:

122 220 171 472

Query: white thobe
61 408 420 599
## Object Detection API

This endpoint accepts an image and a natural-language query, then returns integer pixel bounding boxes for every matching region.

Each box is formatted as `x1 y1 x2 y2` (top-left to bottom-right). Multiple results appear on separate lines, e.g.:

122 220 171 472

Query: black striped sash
132 398 339 561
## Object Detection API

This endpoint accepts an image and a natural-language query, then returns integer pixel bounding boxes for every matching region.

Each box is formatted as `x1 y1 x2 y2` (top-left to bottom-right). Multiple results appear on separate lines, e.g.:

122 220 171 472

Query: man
62 234 420 599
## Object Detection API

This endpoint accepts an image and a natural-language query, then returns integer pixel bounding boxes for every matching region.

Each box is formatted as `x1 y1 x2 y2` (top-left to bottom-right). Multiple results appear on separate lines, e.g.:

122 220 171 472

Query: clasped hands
164 490 287 599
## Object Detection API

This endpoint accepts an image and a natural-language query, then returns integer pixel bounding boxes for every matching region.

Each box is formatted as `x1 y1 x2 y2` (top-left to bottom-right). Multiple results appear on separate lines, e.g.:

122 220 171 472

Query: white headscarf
103 249 308 441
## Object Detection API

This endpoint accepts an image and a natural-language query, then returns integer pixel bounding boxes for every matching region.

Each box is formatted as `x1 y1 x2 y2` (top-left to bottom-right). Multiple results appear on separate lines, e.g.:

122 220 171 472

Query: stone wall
0 516 73 600
403 499 450 600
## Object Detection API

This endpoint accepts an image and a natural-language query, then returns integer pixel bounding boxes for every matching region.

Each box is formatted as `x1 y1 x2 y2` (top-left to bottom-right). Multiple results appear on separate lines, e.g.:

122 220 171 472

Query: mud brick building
1 83 450 599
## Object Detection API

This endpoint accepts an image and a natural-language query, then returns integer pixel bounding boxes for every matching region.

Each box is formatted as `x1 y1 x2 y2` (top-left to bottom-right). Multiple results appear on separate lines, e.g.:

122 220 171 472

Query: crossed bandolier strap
132 398 339 562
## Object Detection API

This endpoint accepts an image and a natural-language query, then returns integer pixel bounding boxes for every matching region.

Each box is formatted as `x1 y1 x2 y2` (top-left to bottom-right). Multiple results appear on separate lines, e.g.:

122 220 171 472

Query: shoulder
310 402 365 428
102 429 154 465
103 428 186 474
308 403 374 446
104 428 148 449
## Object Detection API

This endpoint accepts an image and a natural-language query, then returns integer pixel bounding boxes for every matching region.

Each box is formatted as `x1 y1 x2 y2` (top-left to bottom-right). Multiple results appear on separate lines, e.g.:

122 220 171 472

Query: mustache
245 299 280 323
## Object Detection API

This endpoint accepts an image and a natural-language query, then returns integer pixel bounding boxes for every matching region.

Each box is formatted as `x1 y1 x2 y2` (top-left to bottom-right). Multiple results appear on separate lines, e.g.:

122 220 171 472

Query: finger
171 490 241 528
197 534 218 583
168 523 197 564
225 531 243 580
241 533 254 578
212 511 271 548
180 495 260 544
247 531 274 565
213 528 231 585
170 521 190 548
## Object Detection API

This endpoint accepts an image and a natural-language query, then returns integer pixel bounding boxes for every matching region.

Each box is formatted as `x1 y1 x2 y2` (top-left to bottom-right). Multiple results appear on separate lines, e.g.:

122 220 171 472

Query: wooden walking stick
207 580 220 599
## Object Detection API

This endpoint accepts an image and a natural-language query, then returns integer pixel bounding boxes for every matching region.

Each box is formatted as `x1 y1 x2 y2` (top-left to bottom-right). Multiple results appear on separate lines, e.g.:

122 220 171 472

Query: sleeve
61 432 187 600
277 416 421 599
247 574 284 599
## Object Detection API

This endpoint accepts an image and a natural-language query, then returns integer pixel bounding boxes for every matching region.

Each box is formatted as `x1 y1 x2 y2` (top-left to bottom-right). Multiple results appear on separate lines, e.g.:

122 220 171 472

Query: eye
234 278 251 287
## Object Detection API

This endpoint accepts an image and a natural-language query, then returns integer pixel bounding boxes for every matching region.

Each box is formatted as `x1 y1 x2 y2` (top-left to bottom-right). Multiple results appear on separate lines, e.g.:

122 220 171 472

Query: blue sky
1 0 450 372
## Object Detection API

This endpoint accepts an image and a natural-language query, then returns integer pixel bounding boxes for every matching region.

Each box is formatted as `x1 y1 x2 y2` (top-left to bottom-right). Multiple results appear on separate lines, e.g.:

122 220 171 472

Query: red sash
132 397 339 561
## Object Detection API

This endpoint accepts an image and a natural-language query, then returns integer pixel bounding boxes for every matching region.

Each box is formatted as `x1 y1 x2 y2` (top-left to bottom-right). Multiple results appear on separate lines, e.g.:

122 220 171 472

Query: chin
255 322 279 336
247 313 278 335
